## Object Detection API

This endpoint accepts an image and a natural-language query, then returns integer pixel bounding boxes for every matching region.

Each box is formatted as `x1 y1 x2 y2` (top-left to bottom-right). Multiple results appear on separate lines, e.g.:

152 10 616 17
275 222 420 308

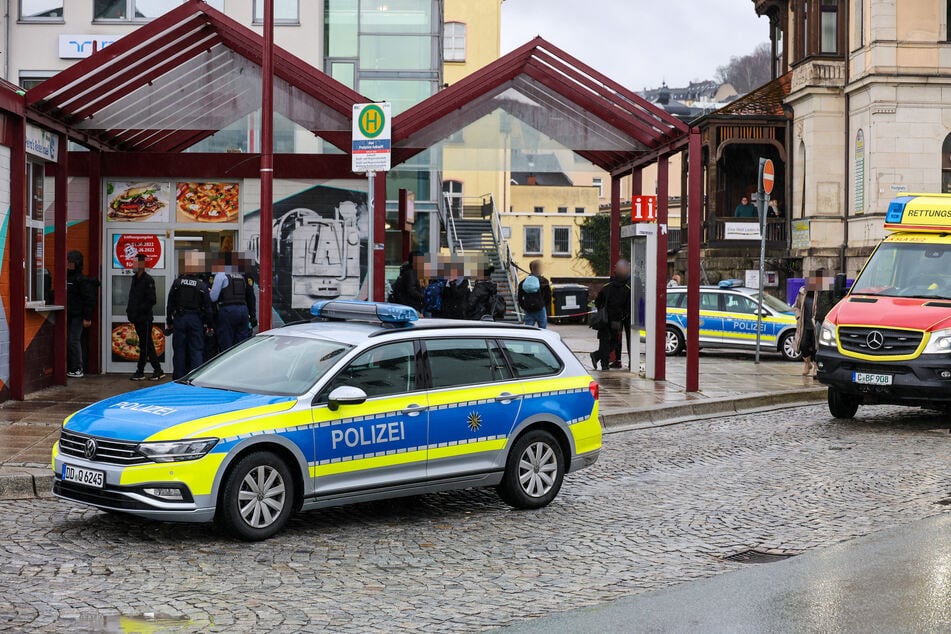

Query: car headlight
818 321 836 347
923 328 951 354
136 438 218 463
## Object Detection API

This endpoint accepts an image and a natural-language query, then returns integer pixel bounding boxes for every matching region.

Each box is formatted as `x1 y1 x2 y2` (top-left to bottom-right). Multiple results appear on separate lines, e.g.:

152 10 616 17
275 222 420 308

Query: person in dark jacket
440 259 470 320
66 251 98 378
167 252 215 380
388 252 425 312
591 259 631 371
517 259 552 328
126 254 165 381
210 254 257 352
467 264 505 320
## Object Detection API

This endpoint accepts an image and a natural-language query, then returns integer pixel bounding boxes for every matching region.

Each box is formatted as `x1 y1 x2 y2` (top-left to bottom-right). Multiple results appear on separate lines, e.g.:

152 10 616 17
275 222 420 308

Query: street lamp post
259 0 275 330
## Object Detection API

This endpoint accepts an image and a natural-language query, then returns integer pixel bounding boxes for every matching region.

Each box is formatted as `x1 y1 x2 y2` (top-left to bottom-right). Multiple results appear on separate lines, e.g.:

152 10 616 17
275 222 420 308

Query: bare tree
715 42 772 94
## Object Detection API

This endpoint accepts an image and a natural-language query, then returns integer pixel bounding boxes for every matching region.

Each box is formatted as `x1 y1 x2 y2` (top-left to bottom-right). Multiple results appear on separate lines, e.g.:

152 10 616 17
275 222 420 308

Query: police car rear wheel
665 327 685 356
498 430 564 509
780 331 800 361
219 451 294 541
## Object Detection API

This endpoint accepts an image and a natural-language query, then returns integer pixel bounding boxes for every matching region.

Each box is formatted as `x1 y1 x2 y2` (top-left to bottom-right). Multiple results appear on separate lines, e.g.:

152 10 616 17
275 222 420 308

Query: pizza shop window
26 160 51 306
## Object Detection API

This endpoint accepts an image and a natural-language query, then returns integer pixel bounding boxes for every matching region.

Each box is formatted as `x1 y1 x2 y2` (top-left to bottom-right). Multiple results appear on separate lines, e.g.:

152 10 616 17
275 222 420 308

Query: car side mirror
833 273 848 301
327 386 367 411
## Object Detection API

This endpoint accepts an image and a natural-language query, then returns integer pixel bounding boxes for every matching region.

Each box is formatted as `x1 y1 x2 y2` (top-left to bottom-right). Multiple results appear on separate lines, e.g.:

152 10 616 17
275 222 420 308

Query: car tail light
589 381 599 400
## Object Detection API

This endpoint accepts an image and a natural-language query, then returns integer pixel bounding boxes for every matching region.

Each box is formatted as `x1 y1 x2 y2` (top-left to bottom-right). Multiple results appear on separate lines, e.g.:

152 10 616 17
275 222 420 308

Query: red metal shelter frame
393 38 703 390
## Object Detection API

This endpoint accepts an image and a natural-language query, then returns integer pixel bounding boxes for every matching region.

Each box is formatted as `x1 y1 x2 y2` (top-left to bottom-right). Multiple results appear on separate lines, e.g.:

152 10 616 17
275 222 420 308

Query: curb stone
602 388 827 433
0 467 54 501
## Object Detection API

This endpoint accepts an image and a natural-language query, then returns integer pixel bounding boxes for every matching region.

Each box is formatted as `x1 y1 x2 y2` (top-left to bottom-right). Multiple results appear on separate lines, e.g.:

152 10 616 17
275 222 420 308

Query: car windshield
749 293 795 313
851 241 951 299
185 335 353 396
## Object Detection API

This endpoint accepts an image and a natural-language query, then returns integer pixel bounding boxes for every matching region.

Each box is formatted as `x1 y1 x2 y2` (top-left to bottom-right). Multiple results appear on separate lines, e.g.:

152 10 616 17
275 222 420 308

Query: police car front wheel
218 451 295 541
498 430 565 509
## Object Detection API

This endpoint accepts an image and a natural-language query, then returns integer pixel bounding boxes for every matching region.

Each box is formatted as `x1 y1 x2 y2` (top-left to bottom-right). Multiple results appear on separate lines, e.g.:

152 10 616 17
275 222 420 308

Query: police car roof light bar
718 279 744 289
310 300 419 325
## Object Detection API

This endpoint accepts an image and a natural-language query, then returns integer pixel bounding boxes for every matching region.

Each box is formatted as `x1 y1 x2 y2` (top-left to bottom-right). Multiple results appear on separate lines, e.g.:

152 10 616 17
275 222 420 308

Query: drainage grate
723 549 796 564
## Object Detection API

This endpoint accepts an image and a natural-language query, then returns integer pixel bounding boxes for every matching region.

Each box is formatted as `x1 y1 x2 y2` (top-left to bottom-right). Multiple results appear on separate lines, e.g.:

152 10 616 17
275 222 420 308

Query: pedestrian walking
167 252 214 380
210 255 256 352
65 251 98 378
793 269 836 377
517 259 551 328
126 254 165 381
590 259 631 371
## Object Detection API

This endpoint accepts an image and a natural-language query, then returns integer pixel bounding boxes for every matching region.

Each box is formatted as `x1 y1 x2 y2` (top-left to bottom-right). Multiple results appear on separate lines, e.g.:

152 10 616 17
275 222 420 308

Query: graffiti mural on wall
243 182 369 324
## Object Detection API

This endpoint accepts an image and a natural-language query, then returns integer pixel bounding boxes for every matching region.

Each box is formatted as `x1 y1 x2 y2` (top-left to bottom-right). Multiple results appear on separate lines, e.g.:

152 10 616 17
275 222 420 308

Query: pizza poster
175 181 240 223
111 322 166 363
113 234 165 269
105 181 171 222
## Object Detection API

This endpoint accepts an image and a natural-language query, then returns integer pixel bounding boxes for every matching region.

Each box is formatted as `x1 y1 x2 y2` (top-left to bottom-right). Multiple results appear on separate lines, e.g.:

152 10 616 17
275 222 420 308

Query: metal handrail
486 195 523 322
441 192 465 255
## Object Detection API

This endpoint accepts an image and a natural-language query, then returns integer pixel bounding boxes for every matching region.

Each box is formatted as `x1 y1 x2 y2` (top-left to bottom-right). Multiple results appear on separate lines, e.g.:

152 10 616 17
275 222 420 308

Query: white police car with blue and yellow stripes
52 301 602 540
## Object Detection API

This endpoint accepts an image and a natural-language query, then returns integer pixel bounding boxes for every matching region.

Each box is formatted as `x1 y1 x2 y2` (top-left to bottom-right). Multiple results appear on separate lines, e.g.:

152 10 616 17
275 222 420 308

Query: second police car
664 281 800 361
51 301 602 540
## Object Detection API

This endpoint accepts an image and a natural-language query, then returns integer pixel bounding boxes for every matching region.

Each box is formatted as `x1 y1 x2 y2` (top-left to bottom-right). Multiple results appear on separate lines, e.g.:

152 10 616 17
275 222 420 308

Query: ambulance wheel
498 430 565 509
218 451 294 541
779 332 800 361
665 327 685 356
828 388 859 419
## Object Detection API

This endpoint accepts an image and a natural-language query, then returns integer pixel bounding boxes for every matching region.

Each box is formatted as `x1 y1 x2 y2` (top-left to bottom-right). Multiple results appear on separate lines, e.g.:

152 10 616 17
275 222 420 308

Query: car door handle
402 404 428 416
495 392 521 404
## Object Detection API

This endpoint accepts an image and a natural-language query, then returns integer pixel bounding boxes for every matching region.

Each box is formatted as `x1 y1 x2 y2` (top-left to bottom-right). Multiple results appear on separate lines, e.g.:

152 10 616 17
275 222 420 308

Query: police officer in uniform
210 255 257 352
167 252 213 380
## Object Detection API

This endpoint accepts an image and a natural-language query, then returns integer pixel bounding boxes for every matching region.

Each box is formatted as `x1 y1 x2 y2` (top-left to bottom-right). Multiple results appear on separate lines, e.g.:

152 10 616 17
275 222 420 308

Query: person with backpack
467 263 506 321
423 263 448 317
65 251 99 378
517 259 552 328
441 258 470 319
387 252 425 312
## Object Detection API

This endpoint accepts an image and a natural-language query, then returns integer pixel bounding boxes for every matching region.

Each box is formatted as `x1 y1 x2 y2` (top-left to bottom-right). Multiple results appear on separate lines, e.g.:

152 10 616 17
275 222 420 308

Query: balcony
790 58 846 92
680 217 788 250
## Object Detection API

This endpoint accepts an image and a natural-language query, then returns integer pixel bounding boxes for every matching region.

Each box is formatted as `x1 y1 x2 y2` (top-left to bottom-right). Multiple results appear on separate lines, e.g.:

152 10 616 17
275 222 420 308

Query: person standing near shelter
126 253 165 381
388 251 425 312
793 269 836 377
590 259 631 371
66 251 98 378
517 260 551 328
167 251 214 379
441 258 471 320
210 254 256 352
734 195 758 218
468 263 506 320
667 273 682 288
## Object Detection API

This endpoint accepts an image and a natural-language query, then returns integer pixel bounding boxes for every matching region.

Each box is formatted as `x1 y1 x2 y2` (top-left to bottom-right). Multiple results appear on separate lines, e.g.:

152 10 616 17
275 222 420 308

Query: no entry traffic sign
761 159 775 196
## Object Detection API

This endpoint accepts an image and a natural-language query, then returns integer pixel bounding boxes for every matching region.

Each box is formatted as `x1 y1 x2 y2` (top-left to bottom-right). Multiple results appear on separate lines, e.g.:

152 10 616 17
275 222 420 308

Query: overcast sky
501 0 769 91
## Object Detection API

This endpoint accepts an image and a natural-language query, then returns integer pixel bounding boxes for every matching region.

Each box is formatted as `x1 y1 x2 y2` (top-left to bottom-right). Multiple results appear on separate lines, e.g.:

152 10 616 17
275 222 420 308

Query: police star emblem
466 411 483 432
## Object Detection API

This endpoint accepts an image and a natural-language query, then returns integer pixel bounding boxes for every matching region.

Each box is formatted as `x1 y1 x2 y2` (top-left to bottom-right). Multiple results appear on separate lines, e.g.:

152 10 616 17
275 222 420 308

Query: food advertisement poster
113 234 165 269
111 322 166 363
176 182 240 223
106 181 170 222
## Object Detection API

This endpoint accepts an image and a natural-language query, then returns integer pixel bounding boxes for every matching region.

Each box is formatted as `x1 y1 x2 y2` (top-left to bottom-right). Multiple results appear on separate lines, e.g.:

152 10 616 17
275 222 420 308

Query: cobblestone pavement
1 405 949 632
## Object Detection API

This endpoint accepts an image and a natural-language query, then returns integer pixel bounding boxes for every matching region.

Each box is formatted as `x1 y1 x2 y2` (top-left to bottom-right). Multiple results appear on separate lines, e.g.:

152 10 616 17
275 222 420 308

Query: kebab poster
105 181 171 222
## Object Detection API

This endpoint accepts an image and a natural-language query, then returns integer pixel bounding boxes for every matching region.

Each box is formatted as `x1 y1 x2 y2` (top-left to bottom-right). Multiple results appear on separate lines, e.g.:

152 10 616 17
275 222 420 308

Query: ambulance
816 194 951 418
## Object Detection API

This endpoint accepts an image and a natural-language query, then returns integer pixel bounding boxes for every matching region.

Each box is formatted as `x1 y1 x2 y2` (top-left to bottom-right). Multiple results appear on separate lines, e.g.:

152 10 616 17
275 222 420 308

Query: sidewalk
0 324 825 500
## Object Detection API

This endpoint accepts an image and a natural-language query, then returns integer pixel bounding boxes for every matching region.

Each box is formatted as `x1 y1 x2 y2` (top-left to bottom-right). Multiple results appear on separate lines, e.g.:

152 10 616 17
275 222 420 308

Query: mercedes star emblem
866 331 885 351
83 438 97 460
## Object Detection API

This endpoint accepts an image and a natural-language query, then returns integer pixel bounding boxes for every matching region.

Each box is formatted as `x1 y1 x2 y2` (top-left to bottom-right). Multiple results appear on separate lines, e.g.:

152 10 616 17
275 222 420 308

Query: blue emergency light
718 279 745 288
310 300 419 325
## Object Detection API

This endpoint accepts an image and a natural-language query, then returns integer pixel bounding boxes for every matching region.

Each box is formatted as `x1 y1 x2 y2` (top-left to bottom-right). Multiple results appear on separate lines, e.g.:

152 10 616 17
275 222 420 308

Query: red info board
113 234 164 269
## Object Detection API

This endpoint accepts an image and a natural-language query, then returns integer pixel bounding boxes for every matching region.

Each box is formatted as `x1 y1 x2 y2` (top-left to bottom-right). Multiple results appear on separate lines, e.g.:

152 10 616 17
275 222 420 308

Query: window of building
941 134 951 194
18 71 56 91
552 226 571 256
360 0 432 34
94 0 184 21
442 180 463 217
524 226 542 255
592 177 603 197
853 0 864 49
444 22 466 62
533 206 544 214
26 161 48 304
575 207 585 214
425 338 510 388
820 0 839 54
20 0 63 20
557 206 567 214
253 0 300 23
580 225 595 256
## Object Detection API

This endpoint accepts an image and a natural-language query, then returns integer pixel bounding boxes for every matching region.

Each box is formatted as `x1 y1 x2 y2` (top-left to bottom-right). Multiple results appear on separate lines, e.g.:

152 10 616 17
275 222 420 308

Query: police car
664 281 800 361
52 302 602 540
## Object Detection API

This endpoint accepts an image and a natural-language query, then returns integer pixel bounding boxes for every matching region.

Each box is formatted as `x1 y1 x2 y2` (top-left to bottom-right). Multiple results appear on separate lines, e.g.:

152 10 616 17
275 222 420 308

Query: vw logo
866 331 885 351
83 438 97 460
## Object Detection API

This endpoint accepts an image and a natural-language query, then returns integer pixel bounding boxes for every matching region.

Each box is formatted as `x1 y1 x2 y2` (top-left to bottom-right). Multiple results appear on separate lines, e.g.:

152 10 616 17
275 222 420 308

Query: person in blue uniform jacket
166 251 214 380
210 253 257 352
